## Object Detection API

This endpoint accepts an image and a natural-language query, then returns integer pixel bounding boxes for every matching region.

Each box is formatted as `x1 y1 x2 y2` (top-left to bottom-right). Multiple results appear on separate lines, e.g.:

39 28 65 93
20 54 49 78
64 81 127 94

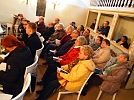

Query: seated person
18 17 26 33
89 36 103 51
0 35 33 97
12 14 24 35
18 19 30 43
42 29 80 65
82 52 131 95
59 36 87 65
35 45 95 100
41 22 55 41
42 25 74 55
35 16 45 33
97 21 110 37
53 18 60 27
93 39 111 69
116 36 129 49
77 25 85 36
90 19 97 30
53 29 80 57
25 22 42 58
82 29 90 44
70 22 77 29
37 36 87 86
48 23 65 44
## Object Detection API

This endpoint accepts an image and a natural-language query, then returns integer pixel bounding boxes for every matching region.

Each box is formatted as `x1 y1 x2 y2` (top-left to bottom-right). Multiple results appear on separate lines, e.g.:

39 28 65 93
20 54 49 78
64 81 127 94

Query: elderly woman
0 35 33 97
37 36 87 85
93 39 111 69
35 45 95 100
82 52 131 95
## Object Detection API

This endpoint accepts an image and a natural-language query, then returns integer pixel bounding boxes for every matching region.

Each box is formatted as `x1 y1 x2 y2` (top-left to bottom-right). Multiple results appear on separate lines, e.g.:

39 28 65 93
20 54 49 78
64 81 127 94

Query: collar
74 46 81 48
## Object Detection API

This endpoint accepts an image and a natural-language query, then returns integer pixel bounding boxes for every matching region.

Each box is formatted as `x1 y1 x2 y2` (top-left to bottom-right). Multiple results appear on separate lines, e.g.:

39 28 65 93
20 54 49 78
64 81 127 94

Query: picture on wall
36 0 46 17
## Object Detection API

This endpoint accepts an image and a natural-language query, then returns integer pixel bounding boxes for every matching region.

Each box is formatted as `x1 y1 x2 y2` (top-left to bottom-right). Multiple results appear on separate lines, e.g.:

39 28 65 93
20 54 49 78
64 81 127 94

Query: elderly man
26 22 42 58
97 21 110 37
35 16 45 33
54 18 60 26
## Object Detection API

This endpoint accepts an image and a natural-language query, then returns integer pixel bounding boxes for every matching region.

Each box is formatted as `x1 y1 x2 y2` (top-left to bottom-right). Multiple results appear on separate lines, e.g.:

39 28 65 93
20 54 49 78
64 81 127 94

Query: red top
59 46 80 65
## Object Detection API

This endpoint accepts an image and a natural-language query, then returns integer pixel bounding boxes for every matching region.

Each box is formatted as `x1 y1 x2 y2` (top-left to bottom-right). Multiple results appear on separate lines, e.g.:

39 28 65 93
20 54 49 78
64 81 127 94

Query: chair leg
77 93 81 100
29 85 32 93
96 90 102 100
112 93 117 100
57 92 61 100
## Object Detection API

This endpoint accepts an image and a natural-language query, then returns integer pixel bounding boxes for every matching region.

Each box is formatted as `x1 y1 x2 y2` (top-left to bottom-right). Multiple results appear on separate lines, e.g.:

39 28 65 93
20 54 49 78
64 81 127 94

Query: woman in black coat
0 35 33 97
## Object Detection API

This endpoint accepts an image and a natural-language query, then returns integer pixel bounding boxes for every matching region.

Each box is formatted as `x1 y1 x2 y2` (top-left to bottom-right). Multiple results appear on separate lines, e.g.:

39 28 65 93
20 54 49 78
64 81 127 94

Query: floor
23 58 134 100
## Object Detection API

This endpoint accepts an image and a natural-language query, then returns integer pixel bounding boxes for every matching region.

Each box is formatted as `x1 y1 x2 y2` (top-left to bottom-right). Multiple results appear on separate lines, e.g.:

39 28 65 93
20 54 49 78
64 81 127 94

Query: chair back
78 72 94 94
24 55 38 78
39 36 45 43
57 72 94 100
104 56 117 68
12 73 31 100
36 44 44 57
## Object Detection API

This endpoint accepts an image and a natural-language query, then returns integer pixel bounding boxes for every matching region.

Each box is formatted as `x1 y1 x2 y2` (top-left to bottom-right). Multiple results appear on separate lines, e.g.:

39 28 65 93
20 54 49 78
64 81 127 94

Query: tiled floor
23 58 134 100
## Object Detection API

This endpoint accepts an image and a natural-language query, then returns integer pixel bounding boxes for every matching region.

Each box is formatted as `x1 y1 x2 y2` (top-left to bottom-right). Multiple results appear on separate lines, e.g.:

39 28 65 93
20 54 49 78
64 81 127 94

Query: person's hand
57 70 63 80
56 43 60 47
56 58 61 62
99 74 103 78
49 41 53 44
53 50 57 54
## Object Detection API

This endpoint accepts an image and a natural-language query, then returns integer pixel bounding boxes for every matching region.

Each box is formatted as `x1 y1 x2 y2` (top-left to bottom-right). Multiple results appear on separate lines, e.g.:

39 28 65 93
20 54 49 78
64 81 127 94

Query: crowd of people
0 13 131 99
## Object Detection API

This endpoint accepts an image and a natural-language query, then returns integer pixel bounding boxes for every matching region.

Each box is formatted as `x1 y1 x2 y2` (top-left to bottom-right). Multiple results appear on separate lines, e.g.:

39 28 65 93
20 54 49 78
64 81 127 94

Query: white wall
0 0 88 27
0 0 38 23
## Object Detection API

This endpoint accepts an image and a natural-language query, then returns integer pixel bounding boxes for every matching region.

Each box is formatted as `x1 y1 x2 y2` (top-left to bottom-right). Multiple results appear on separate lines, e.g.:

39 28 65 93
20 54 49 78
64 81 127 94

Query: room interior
0 0 134 100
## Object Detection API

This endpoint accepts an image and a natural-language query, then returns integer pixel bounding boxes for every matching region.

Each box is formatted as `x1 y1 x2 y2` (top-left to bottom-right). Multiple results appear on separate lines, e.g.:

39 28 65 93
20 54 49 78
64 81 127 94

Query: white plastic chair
36 43 44 57
12 73 31 100
39 36 45 43
24 55 39 77
96 90 117 100
24 55 38 93
36 32 41 37
57 72 94 100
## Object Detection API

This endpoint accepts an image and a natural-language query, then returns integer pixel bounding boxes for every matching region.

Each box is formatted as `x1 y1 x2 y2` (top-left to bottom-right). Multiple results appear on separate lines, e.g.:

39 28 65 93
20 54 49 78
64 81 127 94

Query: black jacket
25 32 42 58
0 47 33 97
116 39 129 49
55 38 76 56
41 27 55 41
98 26 110 37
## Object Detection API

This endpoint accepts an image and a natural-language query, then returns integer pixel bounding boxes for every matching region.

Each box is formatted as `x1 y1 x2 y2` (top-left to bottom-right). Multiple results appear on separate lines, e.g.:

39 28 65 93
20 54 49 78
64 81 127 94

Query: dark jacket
35 21 45 33
41 27 55 41
55 38 76 56
0 47 33 97
100 62 131 94
90 23 95 30
25 32 42 58
59 33 71 47
116 39 129 49
49 29 65 44
89 42 101 51
98 26 110 37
